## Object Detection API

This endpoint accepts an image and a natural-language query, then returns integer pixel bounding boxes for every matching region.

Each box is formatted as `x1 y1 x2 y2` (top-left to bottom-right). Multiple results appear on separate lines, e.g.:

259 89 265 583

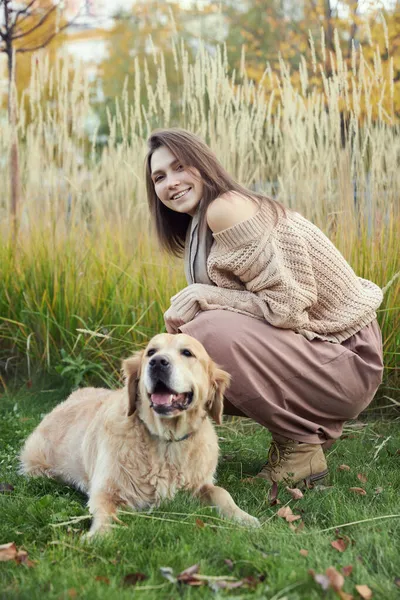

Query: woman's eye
176 164 184 171
181 349 194 358
154 175 163 183
147 348 156 357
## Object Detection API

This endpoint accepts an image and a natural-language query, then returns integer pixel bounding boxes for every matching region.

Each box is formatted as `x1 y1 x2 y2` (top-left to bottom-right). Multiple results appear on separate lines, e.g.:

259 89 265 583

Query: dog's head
123 333 230 426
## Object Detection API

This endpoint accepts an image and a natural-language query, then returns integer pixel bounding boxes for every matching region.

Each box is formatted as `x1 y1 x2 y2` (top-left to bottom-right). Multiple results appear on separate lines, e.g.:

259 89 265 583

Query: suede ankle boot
257 436 328 486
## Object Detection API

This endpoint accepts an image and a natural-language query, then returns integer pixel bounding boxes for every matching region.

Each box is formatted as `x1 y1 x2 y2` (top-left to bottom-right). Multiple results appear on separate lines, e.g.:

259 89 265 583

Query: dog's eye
147 348 156 357
181 349 194 358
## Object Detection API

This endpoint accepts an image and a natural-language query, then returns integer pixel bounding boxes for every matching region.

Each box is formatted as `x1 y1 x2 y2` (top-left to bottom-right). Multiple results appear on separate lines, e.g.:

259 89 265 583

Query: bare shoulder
206 191 260 234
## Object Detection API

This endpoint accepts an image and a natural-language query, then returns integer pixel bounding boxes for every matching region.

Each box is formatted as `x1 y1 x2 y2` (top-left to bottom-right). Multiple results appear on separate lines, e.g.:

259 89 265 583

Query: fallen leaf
374 487 383 495
299 549 308 557
0 542 17 561
338 591 354 600
357 473 368 483
286 486 304 500
339 464 351 471
241 477 256 483
210 577 264 591
15 550 36 568
349 487 367 496
355 584 373 599
314 573 331 591
326 566 344 591
0 483 14 493
342 565 354 577
177 564 200 579
95 576 110 584
195 518 205 528
67 590 77 599
394 577 400 587
286 514 302 523
176 564 204 586
331 539 348 552
224 558 234 569
123 573 147 586
210 580 244 590
277 506 293 519
277 505 302 524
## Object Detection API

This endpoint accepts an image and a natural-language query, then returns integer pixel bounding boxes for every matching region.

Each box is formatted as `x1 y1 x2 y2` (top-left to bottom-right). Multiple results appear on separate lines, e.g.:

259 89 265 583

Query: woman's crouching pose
144 128 384 488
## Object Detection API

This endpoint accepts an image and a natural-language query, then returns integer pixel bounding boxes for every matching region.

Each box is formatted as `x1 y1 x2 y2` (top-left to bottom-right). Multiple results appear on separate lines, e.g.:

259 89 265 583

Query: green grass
1 388 399 599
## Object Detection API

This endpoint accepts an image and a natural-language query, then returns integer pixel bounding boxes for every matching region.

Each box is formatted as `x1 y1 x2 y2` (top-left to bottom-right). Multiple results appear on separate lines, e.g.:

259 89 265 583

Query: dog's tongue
151 392 185 406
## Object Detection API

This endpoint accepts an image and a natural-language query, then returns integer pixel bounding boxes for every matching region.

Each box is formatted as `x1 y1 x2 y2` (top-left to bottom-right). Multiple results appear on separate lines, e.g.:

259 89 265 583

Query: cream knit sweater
171 201 383 343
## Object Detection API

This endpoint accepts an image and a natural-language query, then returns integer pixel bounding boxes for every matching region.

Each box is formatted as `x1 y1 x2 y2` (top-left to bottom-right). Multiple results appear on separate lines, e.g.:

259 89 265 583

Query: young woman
145 127 384 488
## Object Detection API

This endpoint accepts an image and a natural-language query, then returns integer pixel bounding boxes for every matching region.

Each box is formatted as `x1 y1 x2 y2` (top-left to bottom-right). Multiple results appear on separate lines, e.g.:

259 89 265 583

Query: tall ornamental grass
0 36 399 401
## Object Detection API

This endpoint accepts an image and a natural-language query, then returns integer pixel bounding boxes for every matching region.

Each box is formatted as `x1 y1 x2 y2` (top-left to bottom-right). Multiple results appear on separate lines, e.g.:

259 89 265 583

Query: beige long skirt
180 311 384 444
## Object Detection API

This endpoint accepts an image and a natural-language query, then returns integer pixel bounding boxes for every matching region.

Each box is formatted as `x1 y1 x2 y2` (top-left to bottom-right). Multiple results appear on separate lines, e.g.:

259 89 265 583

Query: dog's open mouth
149 381 193 415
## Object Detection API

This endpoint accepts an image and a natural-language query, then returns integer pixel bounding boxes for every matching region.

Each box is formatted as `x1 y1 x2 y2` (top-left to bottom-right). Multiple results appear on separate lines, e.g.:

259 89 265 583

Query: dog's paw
234 510 261 528
81 523 111 542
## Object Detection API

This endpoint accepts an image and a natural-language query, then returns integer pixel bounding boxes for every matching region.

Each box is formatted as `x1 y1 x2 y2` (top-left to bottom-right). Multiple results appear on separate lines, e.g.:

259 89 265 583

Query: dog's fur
20 333 259 536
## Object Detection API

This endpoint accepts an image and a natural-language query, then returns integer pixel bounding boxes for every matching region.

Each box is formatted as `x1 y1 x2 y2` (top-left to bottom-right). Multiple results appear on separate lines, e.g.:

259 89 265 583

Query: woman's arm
165 192 317 333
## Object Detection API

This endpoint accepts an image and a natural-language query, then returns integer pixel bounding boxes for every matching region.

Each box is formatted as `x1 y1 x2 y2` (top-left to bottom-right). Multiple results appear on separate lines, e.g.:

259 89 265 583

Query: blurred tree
0 0 80 233
98 0 220 136
220 0 399 119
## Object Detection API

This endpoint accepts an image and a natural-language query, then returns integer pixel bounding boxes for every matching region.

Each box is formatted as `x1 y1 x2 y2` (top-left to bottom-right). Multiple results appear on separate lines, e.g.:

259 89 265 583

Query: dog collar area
136 414 195 443
167 432 193 443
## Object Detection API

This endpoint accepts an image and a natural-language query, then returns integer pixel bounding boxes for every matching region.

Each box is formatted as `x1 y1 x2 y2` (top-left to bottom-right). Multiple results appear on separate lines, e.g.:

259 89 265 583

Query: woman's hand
163 305 186 334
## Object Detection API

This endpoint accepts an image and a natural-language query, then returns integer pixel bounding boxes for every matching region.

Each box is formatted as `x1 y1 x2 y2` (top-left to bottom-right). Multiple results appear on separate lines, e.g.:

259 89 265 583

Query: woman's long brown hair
145 128 284 256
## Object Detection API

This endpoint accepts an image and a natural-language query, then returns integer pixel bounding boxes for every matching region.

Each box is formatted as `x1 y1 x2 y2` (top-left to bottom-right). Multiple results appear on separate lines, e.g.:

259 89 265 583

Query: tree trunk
6 42 20 239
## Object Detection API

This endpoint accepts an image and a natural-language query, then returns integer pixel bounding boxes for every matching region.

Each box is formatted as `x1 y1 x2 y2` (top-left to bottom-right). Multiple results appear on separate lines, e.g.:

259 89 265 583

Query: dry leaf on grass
277 506 302 522
331 539 348 552
286 486 304 500
67 590 77 599
339 464 351 471
349 487 367 496
342 565 353 577
0 542 35 567
374 487 383 495
0 483 14 493
357 474 368 483
326 566 345 591
309 571 330 591
277 506 292 519
286 514 302 523
310 566 353 598
394 577 400 587
95 576 110 585
224 559 234 569
355 584 373 599
338 591 354 600
123 573 147 586
299 549 309 557
195 518 205 528
0 542 17 561
161 564 265 590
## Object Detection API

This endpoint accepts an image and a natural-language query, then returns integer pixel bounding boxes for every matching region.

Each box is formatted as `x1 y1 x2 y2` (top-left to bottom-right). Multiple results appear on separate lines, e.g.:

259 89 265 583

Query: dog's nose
149 355 170 370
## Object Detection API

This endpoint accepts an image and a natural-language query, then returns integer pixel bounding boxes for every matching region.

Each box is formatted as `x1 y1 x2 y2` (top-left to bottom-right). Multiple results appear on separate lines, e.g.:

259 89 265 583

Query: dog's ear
207 365 231 425
122 351 144 417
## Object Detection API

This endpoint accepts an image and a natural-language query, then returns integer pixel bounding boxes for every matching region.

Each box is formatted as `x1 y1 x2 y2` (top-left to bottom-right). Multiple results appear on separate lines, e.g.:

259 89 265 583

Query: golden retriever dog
20 333 259 537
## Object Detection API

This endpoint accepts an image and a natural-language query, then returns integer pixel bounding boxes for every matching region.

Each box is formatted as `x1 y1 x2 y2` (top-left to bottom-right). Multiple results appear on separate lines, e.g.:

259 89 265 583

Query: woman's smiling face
150 146 204 216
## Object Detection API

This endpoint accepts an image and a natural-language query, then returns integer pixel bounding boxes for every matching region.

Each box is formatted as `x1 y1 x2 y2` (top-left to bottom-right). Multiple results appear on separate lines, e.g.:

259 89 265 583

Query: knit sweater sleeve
170 206 318 329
